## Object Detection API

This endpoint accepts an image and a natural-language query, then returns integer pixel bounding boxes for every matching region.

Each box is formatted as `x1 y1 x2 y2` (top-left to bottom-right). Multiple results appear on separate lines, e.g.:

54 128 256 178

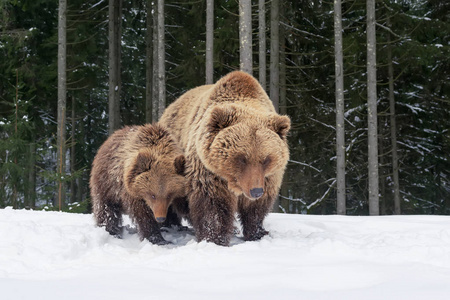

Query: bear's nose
156 217 166 223
250 188 264 199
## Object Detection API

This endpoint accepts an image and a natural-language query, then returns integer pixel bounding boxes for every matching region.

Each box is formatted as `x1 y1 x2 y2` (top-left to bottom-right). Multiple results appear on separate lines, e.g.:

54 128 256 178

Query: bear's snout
250 188 264 199
148 199 170 223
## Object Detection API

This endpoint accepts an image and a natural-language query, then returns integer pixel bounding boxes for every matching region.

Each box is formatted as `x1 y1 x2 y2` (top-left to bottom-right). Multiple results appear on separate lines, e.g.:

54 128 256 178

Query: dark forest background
0 0 449 215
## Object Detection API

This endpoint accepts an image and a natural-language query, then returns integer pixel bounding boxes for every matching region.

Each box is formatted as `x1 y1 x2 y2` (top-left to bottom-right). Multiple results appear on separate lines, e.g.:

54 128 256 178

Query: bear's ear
174 155 186 175
269 115 291 140
207 106 238 134
133 151 154 175
126 151 154 189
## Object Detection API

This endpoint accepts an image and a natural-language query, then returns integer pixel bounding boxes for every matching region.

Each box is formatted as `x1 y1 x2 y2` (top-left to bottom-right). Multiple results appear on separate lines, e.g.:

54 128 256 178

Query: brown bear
89 123 188 245
159 71 290 246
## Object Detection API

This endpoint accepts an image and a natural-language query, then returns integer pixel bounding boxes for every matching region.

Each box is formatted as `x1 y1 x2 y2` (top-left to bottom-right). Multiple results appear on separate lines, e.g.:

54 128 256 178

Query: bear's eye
236 155 247 166
151 194 156 200
262 156 272 168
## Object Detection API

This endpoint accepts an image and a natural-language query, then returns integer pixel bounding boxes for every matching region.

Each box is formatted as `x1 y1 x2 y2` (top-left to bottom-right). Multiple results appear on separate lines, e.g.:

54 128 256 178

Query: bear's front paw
244 227 269 241
147 235 171 245
204 235 230 247
105 223 124 239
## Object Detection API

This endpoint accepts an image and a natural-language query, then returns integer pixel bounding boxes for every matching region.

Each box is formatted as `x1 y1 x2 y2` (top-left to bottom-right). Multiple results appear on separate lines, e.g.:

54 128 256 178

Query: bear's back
208 71 275 112
160 85 213 149
90 126 134 202
160 71 276 151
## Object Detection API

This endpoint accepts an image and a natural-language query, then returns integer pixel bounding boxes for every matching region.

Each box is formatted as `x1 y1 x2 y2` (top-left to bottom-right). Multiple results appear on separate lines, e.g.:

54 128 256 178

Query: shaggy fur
159 71 290 246
90 123 188 245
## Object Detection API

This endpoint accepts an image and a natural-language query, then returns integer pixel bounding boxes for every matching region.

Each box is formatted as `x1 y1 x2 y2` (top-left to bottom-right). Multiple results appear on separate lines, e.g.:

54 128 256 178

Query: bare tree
12 70 19 209
28 133 36 209
335 0 346 215
152 1 159 121
108 0 122 135
57 0 67 210
387 17 401 215
258 0 266 89
145 0 153 123
367 0 379 215
239 0 252 74
206 0 214 84
279 0 286 115
70 98 77 204
273 0 286 213
270 0 279 112
157 0 165 118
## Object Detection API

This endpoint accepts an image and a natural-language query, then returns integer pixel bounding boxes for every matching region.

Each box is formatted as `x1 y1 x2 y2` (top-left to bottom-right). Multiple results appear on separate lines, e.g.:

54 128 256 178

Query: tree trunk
279 0 286 116
13 69 19 209
334 0 346 215
28 132 36 209
152 2 159 121
258 0 266 90
379 119 386 215
70 97 77 204
77 117 85 204
367 0 379 215
206 0 214 84
57 0 67 210
270 0 286 212
145 0 153 123
387 17 401 215
108 0 122 135
270 0 280 112
239 0 252 75
157 0 165 119
77 176 84 204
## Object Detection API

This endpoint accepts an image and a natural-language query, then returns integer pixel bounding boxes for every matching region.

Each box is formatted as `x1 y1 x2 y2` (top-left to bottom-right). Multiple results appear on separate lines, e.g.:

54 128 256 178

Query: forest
0 0 448 215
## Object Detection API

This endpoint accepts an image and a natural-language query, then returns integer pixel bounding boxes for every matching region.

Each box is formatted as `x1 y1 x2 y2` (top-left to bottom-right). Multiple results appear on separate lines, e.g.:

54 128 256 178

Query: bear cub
90 123 188 245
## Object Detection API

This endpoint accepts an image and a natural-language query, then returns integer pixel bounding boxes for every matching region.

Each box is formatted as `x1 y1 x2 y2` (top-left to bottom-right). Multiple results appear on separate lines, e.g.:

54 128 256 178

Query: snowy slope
1 208 450 300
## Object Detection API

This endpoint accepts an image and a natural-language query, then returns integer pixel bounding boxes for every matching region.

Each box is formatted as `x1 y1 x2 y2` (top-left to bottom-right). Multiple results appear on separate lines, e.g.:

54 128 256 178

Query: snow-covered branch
306 179 337 211
289 160 321 173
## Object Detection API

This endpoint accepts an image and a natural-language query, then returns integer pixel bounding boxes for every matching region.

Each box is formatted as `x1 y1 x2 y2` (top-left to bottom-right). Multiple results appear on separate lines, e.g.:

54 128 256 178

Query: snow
1 208 450 300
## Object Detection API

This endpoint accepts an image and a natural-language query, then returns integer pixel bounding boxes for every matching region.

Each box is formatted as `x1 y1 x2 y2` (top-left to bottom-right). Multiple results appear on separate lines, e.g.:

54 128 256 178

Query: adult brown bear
159 71 290 246
90 124 188 245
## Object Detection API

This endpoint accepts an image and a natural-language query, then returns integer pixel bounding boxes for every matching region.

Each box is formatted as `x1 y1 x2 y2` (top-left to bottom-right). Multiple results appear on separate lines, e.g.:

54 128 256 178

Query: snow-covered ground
1 208 450 300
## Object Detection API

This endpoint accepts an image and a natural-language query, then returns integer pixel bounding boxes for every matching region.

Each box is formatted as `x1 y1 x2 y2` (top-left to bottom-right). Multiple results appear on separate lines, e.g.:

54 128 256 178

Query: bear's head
125 150 187 223
199 105 290 200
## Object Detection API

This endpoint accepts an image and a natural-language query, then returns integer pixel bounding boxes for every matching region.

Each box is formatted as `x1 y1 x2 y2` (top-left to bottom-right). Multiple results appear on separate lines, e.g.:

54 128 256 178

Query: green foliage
0 69 35 208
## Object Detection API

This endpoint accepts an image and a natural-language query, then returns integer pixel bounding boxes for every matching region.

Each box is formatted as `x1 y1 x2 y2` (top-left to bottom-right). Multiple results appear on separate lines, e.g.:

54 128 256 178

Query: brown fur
159 71 290 246
89 123 188 245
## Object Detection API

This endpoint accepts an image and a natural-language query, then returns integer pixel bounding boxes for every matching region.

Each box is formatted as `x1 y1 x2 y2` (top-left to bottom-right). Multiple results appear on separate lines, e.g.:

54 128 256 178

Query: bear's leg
238 194 273 241
129 199 169 245
162 196 190 229
94 199 123 238
161 205 182 228
190 183 236 246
